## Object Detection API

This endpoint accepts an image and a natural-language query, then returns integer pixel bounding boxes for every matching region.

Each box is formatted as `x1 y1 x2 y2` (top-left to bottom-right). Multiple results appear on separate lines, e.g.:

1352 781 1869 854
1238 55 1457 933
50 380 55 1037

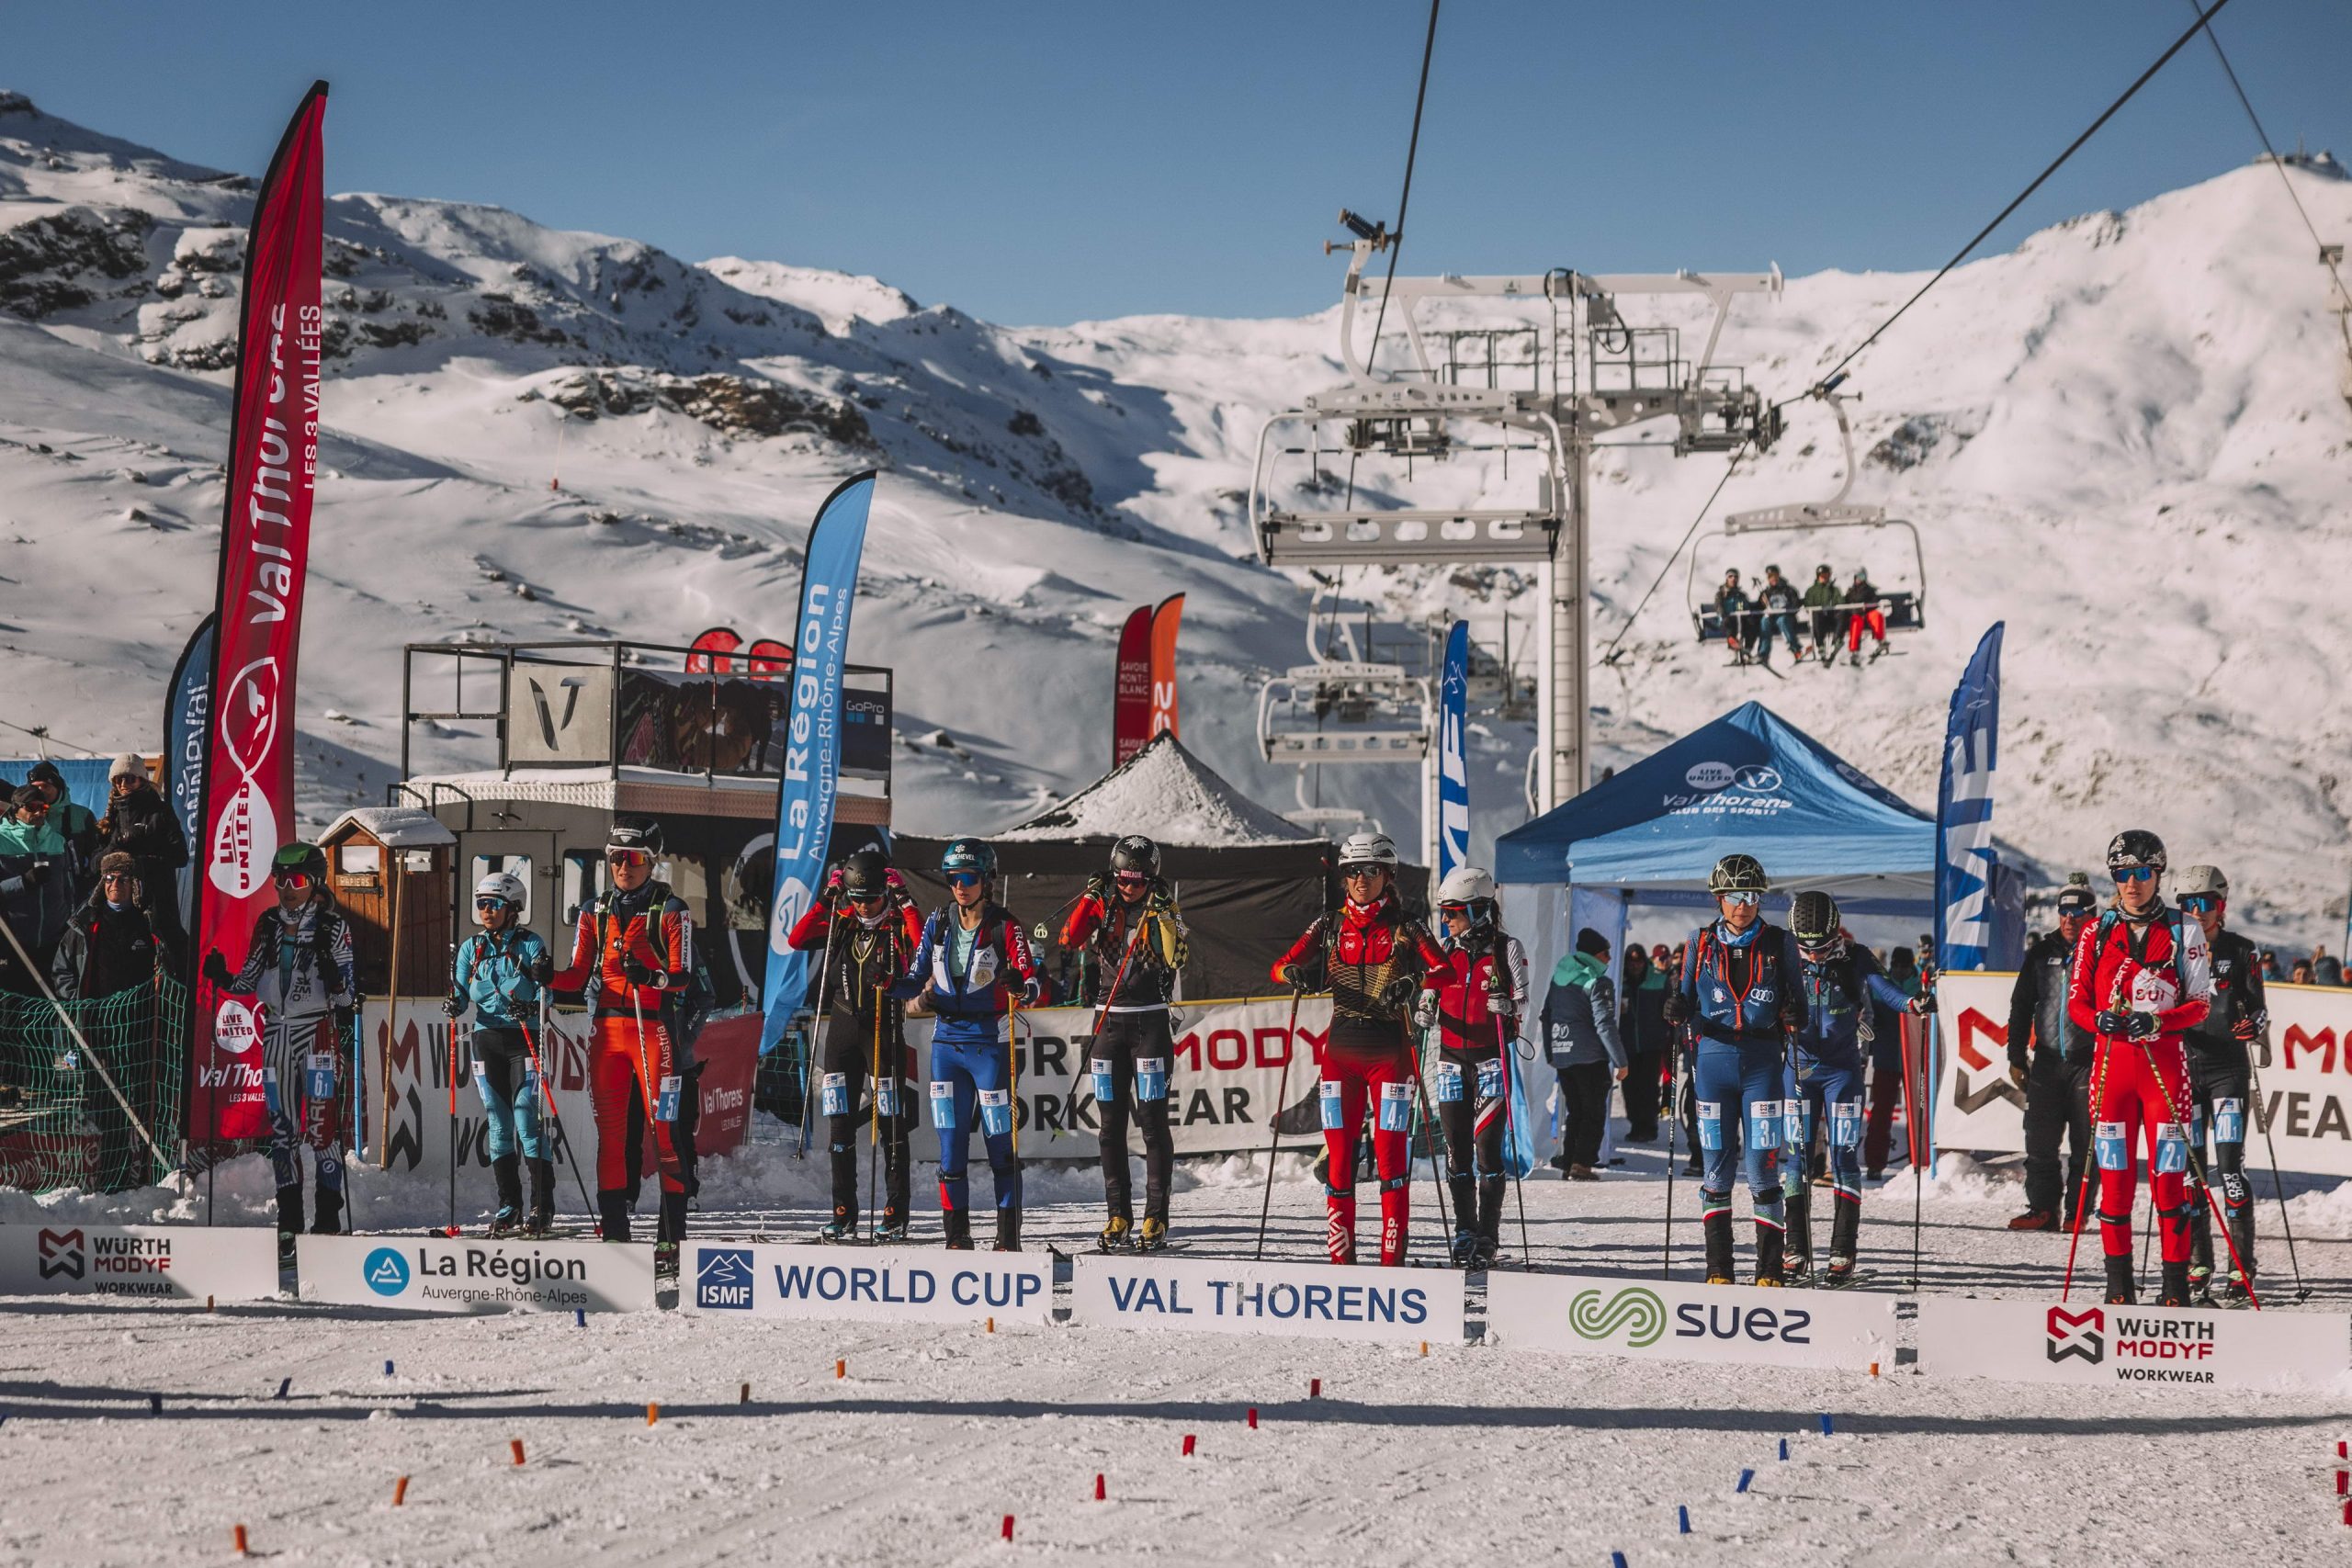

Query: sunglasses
1340 866 1384 880
273 871 312 890
945 872 983 889
2177 894 2219 914
101 871 133 884
847 889 886 905
475 897 512 911
1113 872 1149 886
605 850 651 868
1719 890 1761 908
2113 866 2156 886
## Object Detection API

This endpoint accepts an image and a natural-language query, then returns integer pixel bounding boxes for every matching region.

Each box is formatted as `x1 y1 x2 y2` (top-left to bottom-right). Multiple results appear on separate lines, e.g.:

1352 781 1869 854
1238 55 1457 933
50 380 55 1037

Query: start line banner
1916 1296 2352 1394
0 1224 278 1302
1933 974 2352 1178
1484 1271 1897 1371
1068 1252 1464 1347
680 1242 1051 1325
297 1235 655 1314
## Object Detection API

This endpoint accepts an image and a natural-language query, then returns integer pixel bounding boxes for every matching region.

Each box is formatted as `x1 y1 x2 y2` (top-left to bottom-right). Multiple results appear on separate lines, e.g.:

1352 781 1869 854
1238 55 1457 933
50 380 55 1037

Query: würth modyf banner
1935 623 2003 974
1435 619 1470 884
191 82 327 1138
761 472 878 1053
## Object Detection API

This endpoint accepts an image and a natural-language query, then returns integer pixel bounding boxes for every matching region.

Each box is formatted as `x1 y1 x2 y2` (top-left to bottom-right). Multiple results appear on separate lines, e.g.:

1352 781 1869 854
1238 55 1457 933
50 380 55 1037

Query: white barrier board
0 1224 278 1302
297 1234 655 1314
1916 1295 2350 1393
680 1242 1051 1325
1068 1252 1464 1346
1484 1271 1896 1371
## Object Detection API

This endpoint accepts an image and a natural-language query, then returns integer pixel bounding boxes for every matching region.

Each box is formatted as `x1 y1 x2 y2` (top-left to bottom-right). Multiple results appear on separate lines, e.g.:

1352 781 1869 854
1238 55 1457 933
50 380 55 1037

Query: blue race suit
1783 940 1911 1267
1676 918 1802 1252
452 927 554 1167
896 901 1044 1234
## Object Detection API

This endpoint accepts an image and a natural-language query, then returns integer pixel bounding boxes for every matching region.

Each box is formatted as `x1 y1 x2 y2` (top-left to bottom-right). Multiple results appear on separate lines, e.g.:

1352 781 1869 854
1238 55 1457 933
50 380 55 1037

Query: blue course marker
575 1310 586 1328
1611 1554 1628 1568
1779 1438 1789 1461
1736 1468 1755 1495
384 1359 395 1377
1677 1506 1691 1535
1818 1413 1835 1436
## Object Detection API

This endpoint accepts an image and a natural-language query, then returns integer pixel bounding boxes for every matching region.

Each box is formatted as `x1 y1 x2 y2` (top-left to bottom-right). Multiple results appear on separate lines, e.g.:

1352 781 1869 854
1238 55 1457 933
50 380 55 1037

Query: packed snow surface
997 734 1318 846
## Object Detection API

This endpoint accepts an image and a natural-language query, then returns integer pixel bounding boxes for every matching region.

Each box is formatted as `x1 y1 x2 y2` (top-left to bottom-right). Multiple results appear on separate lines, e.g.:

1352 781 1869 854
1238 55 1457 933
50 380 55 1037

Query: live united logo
2044 1304 2218 1382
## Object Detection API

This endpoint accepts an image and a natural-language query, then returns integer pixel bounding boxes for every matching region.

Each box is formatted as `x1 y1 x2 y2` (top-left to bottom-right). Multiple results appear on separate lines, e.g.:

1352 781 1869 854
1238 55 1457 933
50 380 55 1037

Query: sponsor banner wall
0 1224 278 1302
369 1003 757 1174
1934 973 2352 1178
1069 1253 1464 1346
298 1234 654 1314
681 1242 1051 1325
1485 1271 1897 1371
1917 1296 2350 1394
901 995 1329 1159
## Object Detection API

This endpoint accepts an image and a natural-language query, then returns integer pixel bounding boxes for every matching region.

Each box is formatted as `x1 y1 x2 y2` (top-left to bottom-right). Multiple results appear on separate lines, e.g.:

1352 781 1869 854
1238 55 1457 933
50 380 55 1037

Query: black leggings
2187 1052 2255 1279
1089 1010 1175 1224
818 1007 911 1225
1436 1043 1507 1238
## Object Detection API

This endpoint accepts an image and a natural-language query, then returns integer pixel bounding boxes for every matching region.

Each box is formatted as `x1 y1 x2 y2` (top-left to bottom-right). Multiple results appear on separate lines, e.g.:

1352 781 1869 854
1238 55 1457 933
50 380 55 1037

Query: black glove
1908 991 1937 1016
2094 1009 2129 1037
1147 880 1174 912
1662 990 1691 1028
202 950 235 990
441 996 465 1019
530 953 554 985
622 959 661 987
334 1004 356 1038
1779 998 1804 1034
2122 1010 2160 1040
1281 963 1313 996
1379 974 1423 1013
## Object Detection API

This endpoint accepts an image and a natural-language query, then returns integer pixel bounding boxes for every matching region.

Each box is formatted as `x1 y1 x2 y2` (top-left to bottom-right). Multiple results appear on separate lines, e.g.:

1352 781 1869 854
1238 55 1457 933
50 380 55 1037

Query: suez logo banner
295 1235 656 1314
1482 1272 1896 1371
1931 972 2352 1179
1915 1296 2352 1393
1067 1253 1464 1346
0 1224 279 1301
680 1243 1052 1325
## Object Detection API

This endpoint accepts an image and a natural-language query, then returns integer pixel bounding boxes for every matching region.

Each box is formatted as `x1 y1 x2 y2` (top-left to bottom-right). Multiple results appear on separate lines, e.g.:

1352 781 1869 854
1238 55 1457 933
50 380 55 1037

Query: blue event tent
1498 701 1984 920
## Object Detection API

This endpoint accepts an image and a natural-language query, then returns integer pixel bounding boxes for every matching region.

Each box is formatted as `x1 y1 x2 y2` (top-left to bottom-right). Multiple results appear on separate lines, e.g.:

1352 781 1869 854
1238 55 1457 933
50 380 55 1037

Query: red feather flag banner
189 81 328 1140
1112 604 1152 767
1147 592 1184 743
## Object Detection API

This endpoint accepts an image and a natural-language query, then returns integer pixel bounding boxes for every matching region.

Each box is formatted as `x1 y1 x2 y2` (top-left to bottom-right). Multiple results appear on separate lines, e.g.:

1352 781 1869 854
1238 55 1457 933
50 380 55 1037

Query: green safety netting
0 975 184 1194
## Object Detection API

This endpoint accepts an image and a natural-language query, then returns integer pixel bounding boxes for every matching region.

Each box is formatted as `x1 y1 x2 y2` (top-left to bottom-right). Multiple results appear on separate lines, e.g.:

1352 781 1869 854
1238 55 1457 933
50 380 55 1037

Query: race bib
1091 1057 1116 1105
1782 1100 1807 1149
1319 1080 1347 1131
1135 1057 1168 1103
2154 1122 2188 1174
1829 1099 1862 1149
874 1076 901 1120
977 1087 1012 1136
1475 1058 1503 1102
1747 1100 1782 1152
2096 1121 2129 1171
261 1064 284 1117
819 1071 850 1118
2129 967 2178 1014
656 1074 683 1122
1376 1080 1412 1134
2213 1098 2245 1145
1696 1100 1723 1152
929 1078 956 1131
1433 1060 1464 1104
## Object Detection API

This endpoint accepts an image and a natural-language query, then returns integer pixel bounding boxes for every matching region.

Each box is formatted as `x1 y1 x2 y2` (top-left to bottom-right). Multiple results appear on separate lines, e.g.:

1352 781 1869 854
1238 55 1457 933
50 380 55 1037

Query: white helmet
1336 830 1399 870
2176 864 2228 899
1435 865 1498 905
474 870 527 908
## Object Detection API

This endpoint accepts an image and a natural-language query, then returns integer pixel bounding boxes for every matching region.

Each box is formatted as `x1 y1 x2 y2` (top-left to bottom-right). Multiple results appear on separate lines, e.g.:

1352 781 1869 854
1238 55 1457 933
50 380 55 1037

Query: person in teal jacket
445 870 557 1235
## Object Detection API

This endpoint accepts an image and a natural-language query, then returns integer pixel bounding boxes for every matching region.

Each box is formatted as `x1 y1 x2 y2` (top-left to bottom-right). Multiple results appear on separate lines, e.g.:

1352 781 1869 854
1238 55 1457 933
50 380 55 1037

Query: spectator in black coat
28 761 101 902
52 852 168 999
1616 943 1671 1141
97 754 187 954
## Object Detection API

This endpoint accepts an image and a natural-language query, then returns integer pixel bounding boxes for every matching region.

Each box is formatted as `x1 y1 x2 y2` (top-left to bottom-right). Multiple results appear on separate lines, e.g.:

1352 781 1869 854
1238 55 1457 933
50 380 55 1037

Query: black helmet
271 840 326 883
2106 829 2166 876
1815 563 1833 579
1790 890 1840 947
608 816 663 855
841 846 890 897
941 836 997 881
1108 834 1160 879
1707 853 1768 896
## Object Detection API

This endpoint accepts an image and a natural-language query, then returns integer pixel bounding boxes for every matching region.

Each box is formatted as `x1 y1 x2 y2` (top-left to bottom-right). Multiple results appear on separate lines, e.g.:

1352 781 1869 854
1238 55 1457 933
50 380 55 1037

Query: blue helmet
941 836 997 881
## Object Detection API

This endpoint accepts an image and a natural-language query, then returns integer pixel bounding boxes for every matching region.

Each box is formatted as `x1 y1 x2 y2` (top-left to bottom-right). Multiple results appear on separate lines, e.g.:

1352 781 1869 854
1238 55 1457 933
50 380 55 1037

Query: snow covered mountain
1 88 2346 943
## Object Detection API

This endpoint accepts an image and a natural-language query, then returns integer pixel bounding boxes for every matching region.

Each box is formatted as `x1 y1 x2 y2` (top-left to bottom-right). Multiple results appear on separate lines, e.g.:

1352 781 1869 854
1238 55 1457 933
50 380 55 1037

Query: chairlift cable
2187 0 2352 309
1781 0 2238 411
1363 0 1442 380
1594 440 1750 668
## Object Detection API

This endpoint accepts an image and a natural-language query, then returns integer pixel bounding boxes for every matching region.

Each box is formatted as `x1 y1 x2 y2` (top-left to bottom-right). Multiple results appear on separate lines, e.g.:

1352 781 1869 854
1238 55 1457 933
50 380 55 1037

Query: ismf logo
697 1247 754 1310
1567 1286 1667 1348
38 1227 86 1280
2046 1305 2104 1364
362 1247 413 1298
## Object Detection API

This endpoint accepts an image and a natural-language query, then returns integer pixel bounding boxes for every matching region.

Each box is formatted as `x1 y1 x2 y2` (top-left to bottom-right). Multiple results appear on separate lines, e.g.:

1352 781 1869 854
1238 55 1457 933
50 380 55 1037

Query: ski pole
1065 912 1148 1131
1659 1038 1684 1281
520 1009 597 1220
2061 1034 2113 1302
867 988 884 1242
2245 1051 2309 1301
799 904 842 1158
1408 1007 1453 1251
446 1017 459 1235
1253 986 1306 1261
1898 1007 1924 1291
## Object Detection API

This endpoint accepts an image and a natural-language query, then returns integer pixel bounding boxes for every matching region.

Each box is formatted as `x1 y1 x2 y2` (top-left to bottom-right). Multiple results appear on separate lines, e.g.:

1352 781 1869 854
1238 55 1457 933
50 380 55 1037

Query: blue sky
14 1 2348 324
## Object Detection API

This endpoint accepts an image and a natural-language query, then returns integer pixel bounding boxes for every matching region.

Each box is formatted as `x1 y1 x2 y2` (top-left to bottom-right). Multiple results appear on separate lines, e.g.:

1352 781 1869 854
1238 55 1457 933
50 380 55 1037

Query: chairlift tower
1249 214 1783 815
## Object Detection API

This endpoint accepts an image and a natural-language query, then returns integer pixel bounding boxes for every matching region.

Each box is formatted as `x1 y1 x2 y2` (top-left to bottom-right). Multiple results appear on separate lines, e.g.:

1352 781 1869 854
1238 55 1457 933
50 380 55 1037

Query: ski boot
1472 1234 1500 1269
597 1189 632 1243
1754 1222 1786 1287
277 1228 300 1267
1448 1228 1479 1269
2186 1262 2215 1306
491 1154 522 1235
524 1158 554 1237
2007 1209 2058 1232
1825 1254 1858 1284
2103 1254 2135 1305
1135 1217 1169 1254
992 1209 1022 1253
1702 1207 1736 1286
488 1206 523 1239
654 1191 689 1278
2221 1269 2256 1306
1783 1194 1812 1282
875 1209 910 1246
820 1213 857 1244
311 1186 344 1236
2157 1260 2193 1308
1098 1216 1134 1253
942 1207 975 1251
1823 1199 1860 1285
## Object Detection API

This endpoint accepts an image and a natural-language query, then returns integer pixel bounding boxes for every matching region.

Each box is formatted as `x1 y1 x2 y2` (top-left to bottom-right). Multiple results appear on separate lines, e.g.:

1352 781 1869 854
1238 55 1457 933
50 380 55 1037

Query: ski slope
0 91 2348 945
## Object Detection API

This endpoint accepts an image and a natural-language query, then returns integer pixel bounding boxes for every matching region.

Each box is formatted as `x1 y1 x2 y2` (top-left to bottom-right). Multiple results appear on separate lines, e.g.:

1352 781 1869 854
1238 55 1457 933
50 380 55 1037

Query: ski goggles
2112 866 2156 885
605 849 652 869
1113 872 1150 888
844 887 887 906
1340 865 1385 882
944 872 985 889
2177 894 2220 914
474 896 513 912
1717 890 1761 908
271 870 314 890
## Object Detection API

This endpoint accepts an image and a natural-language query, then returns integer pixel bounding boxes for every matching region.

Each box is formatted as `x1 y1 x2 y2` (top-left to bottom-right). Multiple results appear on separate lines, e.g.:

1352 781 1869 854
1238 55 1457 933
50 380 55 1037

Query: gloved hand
2121 1010 2160 1040
1779 997 1805 1034
2007 1061 2028 1089
531 953 554 985
885 868 907 891
2231 1011 2262 1042
1663 989 1691 1028
1083 874 1107 901
1021 976 1045 1007
1147 880 1174 912
622 959 661 988
1908 991 1937 1016
824 865 844 895
1411 993 1438 1033
441 996 466 1020
202 950 235 990
1379 973 1424 1013
1280 963 1312 996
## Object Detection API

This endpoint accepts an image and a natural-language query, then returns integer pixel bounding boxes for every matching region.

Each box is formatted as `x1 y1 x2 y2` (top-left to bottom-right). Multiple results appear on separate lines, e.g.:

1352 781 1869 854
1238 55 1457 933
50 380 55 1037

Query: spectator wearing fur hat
97 754 187 953
52 852 168 1000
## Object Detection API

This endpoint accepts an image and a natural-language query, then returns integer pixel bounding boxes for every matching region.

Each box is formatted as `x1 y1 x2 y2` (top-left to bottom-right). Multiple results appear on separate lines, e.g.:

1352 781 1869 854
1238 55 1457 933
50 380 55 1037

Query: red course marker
1001 1515 1014 1542
392 1476 409 1506
232 1525 249 1556
1310 1378 1321 1398
510 1438 526 1466
1247 1407 1259 1429
1182 1434 1197 1457
1094 1473 1106 1501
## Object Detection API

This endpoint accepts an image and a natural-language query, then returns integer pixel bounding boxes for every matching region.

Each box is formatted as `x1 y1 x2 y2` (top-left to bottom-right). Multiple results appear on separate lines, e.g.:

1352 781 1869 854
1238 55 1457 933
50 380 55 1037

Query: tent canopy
1496 702 1936 915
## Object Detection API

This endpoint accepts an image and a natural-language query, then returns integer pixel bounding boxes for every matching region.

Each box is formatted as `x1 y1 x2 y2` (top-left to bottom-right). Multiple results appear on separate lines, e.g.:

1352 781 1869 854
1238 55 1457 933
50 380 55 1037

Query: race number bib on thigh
1376 1080 1412 1134
1748 1100 1782 1152
1091 1057 1116 1105
977 1088 1012 1136
930 1079 956 1131
1830 1099 1862 1149
1433 1060 1464 1104
819 1071 851 1118
305 1051 336 1102
1319 1080 1346 1131
2154 1122 2188 1174
2096 1121 2129 1171
2213 1099 2245 1145
1697 1100 1724 1152
1475 1058 1502 1102
1135 1058 1168 1102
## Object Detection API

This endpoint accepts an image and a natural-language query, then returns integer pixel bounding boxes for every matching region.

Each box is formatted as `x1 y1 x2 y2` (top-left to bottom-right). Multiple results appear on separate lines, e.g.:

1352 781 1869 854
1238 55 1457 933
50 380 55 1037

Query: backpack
596 882 718 1051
